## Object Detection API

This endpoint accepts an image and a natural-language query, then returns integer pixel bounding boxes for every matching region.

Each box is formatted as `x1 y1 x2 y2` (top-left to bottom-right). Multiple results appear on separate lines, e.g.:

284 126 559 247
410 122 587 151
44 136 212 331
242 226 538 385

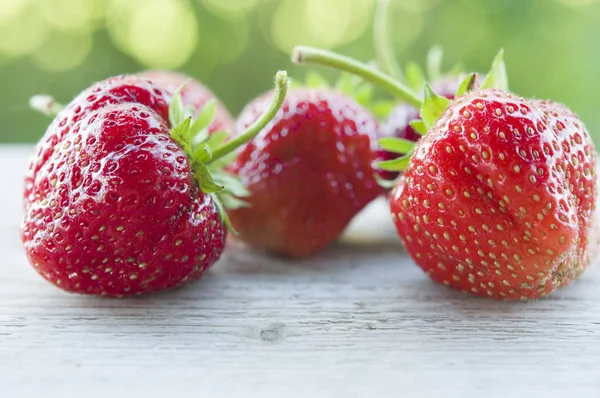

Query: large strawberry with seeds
21 71 289 296
389 88 596 299
228 88 385 257
293 46 597 299
22 104 225 296
376 78 465 182
24 76 171 211
138 70 234 133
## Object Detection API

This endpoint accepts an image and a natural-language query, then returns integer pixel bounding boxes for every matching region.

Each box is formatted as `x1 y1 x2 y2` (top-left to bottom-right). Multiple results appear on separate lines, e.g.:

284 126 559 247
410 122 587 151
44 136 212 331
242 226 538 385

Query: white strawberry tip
168 70 290 231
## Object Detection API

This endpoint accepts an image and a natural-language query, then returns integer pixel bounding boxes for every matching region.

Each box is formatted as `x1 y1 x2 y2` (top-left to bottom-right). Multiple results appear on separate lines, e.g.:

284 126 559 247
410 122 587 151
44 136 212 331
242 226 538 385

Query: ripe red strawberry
24 76 171 211
138 70 234 133
22 71 290 296
293 46 597 299
377 74 478 170
380 77 461 145
389 88 596 299
228 88 385 257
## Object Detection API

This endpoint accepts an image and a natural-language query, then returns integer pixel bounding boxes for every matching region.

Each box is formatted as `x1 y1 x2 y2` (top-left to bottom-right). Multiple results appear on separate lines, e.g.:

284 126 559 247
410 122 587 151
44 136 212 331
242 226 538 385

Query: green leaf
427 46 443 81
205 130 229 150
185 105 196 117
370 99 397 119
191 129 210 149
212 171 251 198
192 144 212 164
190 99 217 138
481 49 508 91
194 163 224 194
376 150 414 171
420 83 450 130
170 118 192 155
169 83 189 126
211 193 237 234
305 71 329 88
456 73 477 97
379 137 416 154
405 61 425 92
219 194 250 209
409 119 427 135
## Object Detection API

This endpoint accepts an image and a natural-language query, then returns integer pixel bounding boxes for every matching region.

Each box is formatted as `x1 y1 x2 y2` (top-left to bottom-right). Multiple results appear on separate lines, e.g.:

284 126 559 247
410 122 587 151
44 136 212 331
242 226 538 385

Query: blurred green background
1 0 599 143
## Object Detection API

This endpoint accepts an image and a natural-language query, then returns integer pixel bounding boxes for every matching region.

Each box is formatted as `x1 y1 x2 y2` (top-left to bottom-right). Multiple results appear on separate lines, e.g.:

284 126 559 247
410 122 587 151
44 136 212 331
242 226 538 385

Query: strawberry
381 77 462 144
391 87 596 299
376 76 470 175
293 47 597 300
227 88 385 257
138 70 234 133
21 71 290 296
24 75 171 211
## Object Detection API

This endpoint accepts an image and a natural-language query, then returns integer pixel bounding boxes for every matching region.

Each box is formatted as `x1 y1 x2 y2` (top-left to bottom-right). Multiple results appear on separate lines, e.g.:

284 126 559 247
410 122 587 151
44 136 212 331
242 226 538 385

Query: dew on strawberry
24 75 172 212
293 45 598 300
21 71 290 297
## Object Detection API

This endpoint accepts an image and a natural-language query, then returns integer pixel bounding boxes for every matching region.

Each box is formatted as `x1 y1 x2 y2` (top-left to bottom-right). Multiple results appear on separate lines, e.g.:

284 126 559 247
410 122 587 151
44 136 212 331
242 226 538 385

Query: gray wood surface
1 145 599 397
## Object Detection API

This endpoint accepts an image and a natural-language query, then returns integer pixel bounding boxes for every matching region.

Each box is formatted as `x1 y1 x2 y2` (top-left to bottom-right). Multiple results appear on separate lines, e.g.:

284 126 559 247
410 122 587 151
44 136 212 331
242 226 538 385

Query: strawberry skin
381 77 462 147
378 77 463 179
390 88 596 299
24 75 171 211
22 95 225 296
139 70 234 133
229 88 385 257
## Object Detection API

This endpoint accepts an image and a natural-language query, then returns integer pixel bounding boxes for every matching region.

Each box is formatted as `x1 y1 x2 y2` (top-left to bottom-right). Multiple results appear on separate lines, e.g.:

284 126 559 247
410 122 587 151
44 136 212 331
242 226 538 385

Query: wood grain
1 145 599 397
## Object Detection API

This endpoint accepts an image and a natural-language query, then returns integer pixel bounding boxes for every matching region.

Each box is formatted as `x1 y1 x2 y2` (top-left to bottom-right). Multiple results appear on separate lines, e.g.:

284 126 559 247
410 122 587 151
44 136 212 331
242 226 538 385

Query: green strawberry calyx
292 46 508 173
291 70 377 112
169 70 290 231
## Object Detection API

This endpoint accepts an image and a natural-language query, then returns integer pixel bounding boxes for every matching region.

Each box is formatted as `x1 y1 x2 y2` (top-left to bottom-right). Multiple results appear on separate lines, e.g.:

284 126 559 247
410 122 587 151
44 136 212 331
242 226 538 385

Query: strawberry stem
209 70 290 163
30 95 64 117
373 0 404 81
291 46 422 108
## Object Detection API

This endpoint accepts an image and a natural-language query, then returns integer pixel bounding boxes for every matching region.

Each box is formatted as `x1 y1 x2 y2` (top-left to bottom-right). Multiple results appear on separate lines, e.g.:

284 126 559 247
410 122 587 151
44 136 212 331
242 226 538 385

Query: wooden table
2 145 599 397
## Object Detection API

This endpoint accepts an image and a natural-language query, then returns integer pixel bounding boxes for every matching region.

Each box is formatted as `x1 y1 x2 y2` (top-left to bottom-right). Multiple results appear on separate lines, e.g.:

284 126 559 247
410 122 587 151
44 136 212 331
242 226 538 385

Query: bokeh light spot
197 14 249 65
31 29 92 72
271 0 374 52
397 0 442 12
0 8 48 57
37 0 105 31
108 0 198 69
202 0 260 18
435 4 493 60
555 0 600 7
0 0 30 22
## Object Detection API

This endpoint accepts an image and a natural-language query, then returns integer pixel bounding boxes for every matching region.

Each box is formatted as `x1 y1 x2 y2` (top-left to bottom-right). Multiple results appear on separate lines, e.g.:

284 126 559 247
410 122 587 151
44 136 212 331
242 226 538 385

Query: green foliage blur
1 0 599 143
